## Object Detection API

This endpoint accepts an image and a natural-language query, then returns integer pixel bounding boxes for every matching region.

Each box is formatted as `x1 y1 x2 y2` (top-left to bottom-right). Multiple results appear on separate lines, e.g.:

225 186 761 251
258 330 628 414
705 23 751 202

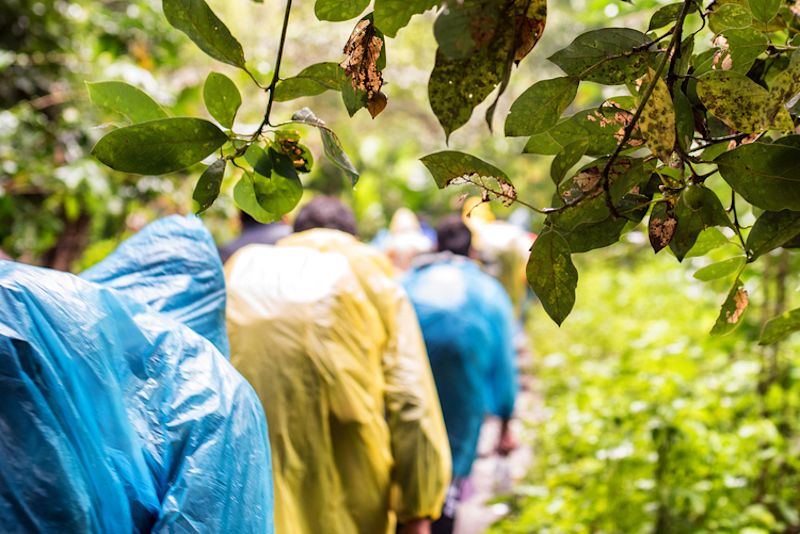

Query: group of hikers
0 195 534 534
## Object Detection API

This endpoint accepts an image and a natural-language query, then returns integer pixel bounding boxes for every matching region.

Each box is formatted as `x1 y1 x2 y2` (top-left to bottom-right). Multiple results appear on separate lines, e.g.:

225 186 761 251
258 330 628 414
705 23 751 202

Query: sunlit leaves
524 107 629 156
203 72 241 129
760 307 800 345
273 63 346 102
504 77 579 137
708 3 752 33
233 149 302 223
420 150 517 205
548 28 652 85
92 118 228 175
374 0 437 37
746 210 800 260
716 142 800 211
86 81 167 123
747 0 781 24
290 108 359 185
710 278 749 335
765 61 800 124
526 229 577 326
637 68 674 163
693 256 746 281
162 0 246 68
193 158 226 213
314 0 369 22
429 0 546 138
697 71 793 133
720 28 768 74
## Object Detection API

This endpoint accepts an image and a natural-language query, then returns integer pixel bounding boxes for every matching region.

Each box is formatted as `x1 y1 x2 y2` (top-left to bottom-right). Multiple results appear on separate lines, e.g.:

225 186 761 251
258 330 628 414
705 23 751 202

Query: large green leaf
670 184 732 261
420 150 514 199
524 106 629 156
244 144 272 177
314 0 369 21
273 63 346 102
747 0 780 23
746 210 800 260
253 149 303 215
526 229 578 326
290 108 359 185
548 28 652 85
716 142 800 211
163 0 246 68
193 158 226 213
766 61 800 124
86 81 167 123
504 77 579 137
92 118 228 175
760 307 800 345
234 172 278 223
721 28 768 74
710 278 749 335
708 3 752 33
203 72 241 129
564 215 628 253
673 87 694 152
374 0 437 37
697 71 793 132
429 0 547 138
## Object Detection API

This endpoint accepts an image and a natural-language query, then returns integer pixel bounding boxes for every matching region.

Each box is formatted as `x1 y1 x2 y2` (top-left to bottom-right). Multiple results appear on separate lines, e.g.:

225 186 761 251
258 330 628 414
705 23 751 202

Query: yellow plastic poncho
225 229 450 534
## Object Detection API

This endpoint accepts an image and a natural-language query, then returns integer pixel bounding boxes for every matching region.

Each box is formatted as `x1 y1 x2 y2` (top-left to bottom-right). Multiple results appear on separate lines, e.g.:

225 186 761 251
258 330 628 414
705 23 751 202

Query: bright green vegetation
491 243 800 533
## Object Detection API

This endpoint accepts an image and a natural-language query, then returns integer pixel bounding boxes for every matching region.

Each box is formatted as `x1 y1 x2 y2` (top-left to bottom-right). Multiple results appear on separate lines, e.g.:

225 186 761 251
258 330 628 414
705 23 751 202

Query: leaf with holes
340 17 387 118
92 118 228 175
163 0 246 68
649 201 677 253
193 158 226 213
710 278 749 336
526 229 578 326
420 151 516 206
86 81 167 123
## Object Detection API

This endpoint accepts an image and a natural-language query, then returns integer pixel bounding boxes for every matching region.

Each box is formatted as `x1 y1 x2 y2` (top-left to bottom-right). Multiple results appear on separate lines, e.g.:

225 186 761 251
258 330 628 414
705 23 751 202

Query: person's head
436 215 472 257
293 196 358 236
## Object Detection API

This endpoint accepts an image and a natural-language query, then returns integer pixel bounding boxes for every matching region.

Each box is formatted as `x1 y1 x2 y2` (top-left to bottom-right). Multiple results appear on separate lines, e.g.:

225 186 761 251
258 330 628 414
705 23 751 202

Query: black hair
436 215 471 256
293 196 358 236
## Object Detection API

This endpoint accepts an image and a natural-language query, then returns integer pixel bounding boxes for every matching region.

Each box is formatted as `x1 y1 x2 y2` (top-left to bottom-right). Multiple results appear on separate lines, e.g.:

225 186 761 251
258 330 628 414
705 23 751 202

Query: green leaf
273 63 346 102
721 28 768 74
420 150 510 187
203 72 241 129
244 144 272 177
716 142 800 211
504 77 579 137
86 81 168 123
193 158 226 213
163 0 246 68
429 0 547 138
92 118 228 175
746 210 800 260
673 87 694 152
648 1 698 31
670 184 732 261
565 216 628 253
526 229 578 326
697 71 793 133
234 172 279 223
747 0 780 23
252 149 303 215
374 0 437 37
638 67 675 163
708 3 752 33
314 0 369 21
524 106 629 156
760 307 800 345
290 108 359 185
685 227 732 258
693 256 746 281
766 61 800 124
550 139 588 185
548 28 652 85
710 278 749 336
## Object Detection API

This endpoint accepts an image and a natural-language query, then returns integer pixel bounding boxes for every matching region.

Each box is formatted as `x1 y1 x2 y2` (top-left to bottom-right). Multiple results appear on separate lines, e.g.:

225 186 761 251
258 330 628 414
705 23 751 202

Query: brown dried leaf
649 201 676 253
340 18 387 117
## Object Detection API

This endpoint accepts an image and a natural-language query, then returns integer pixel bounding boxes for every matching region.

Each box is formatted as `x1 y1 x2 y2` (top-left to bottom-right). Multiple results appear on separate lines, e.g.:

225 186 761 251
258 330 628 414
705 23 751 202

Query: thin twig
730 189 748 254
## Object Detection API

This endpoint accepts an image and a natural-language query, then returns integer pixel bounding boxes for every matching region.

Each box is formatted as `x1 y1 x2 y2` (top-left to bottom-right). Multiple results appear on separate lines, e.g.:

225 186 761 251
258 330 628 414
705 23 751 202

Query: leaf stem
599 0 694 216
730 190 748 255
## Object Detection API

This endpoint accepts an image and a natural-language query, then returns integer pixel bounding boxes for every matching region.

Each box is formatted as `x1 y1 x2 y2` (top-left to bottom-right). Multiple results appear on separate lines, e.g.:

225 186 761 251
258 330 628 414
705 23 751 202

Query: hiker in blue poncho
402 214 519 534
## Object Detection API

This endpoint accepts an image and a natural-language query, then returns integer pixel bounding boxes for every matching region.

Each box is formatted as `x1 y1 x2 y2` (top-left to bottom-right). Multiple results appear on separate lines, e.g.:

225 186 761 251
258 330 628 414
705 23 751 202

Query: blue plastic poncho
82 216 229 356
0 216 273 533
402 253 518 478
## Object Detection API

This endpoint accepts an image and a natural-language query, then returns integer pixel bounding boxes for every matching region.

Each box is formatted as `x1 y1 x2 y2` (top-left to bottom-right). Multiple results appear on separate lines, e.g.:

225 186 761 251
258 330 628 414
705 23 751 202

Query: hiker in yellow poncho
225 196 450 534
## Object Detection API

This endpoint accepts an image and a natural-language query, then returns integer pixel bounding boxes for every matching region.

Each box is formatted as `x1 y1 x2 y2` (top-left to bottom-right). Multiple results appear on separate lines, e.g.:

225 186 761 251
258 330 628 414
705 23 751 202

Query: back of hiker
226 196 450 534
0 216 274 534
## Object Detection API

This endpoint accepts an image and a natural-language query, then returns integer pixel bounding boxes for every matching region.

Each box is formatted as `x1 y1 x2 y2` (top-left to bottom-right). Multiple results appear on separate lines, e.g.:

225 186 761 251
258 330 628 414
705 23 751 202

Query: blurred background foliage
5 1 800 532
